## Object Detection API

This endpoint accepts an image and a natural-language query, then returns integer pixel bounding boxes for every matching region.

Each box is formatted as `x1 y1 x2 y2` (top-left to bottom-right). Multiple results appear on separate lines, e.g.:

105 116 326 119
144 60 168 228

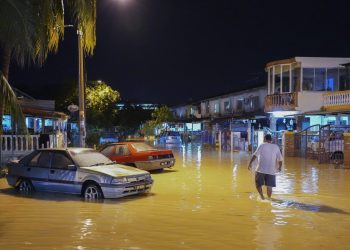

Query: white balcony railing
323 90 350 110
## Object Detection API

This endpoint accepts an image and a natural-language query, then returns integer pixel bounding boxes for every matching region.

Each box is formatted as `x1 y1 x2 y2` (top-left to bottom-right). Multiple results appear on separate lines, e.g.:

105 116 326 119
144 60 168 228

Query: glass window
26 117 34 129
282 65 290 93
29 151 51 168
250 96 259 110
302 68 314 91
339 68 350 91
224 101 230 112
274 65 281 93
131 143 155 152
291 63 301 92
236 100 243 112
52 152 74 169
214 103 219 113
314 68 326 91
3 115 11 132
101 145 115 157
205 101 209 114
115 145 130 156
269 67 273 94
326 68 338 91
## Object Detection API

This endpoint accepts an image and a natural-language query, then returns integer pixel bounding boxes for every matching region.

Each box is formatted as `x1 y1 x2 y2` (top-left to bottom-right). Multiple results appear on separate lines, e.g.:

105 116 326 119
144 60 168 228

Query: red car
100 142 175 171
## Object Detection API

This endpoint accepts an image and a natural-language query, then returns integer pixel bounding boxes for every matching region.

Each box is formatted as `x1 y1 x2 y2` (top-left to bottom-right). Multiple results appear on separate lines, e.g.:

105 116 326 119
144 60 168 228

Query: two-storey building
265 57 350 131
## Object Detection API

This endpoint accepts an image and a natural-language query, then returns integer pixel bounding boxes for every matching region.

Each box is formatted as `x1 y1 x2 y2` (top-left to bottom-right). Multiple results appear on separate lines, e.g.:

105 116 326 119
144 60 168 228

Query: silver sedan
6 148 153 199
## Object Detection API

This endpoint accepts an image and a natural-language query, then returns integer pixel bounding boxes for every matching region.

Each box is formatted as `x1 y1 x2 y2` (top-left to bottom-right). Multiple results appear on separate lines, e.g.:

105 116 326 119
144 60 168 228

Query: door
48 152 79 194
27 151 51 191
113 145 132 163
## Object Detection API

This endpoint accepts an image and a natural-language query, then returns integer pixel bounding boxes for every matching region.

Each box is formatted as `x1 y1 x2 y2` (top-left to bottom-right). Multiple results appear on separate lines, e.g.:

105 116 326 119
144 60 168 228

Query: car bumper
101 180 153 199
135 158 175 171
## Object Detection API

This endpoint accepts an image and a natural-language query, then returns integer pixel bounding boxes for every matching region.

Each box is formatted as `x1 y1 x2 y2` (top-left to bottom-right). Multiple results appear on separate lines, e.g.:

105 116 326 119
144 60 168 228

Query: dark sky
9 0 350 105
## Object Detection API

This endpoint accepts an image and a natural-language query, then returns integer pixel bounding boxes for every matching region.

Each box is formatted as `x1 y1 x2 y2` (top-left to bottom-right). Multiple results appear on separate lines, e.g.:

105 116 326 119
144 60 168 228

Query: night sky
9 0 350 105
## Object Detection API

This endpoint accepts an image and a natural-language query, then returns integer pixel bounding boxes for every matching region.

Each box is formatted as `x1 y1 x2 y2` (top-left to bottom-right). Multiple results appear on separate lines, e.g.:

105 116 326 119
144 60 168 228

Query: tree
85 81 120 128
151 106 174 126
0 0 96 132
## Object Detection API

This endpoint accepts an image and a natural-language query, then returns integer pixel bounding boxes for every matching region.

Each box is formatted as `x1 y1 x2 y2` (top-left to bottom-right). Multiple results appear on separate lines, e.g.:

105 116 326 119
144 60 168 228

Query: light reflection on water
1 143 350 249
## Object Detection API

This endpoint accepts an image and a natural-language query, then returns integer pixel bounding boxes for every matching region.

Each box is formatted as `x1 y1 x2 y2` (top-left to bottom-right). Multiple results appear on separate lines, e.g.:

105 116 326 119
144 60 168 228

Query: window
250 96 260 111
29 151 51 168
2 115 11 132
51 152 74 169
326 68 338 91
314 68 326 91
302 68 314 90
282 65 290 93
205 101 209 114
101 145 115 157
269 67 273 94
274 65 281 93
214 103 219 113
291 64 301 92
236 100 243 112
115 145 130 156
224 101 231 112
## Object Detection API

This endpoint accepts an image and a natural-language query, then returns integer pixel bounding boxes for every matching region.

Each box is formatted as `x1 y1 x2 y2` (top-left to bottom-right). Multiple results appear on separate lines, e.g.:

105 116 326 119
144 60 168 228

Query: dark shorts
255 172 276 187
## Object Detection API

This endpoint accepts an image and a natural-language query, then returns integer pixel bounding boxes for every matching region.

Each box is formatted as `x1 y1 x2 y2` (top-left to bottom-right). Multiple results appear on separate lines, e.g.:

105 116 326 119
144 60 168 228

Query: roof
266 57 350 68
21 107 68 120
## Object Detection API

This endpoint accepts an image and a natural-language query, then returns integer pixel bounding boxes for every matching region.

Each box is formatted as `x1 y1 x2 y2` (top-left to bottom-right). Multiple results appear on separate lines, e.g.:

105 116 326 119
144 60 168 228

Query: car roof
37 148 96 154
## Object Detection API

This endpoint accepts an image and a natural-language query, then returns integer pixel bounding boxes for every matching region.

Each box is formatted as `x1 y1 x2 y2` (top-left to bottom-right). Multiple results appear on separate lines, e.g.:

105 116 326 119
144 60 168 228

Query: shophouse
171 85 268 149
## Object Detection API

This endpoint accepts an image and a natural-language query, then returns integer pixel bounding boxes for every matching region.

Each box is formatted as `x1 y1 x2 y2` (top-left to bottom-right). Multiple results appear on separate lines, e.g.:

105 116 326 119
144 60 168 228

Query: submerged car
100 142 175 171
6 148 153 199
159 131 182 144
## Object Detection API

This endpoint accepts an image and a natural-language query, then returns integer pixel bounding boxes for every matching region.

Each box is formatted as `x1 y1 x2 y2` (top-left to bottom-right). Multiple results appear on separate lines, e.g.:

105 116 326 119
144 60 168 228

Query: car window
29 151 51 168
115 145 130 156
101 145 115 157
131 143 155 152
52 152 74 170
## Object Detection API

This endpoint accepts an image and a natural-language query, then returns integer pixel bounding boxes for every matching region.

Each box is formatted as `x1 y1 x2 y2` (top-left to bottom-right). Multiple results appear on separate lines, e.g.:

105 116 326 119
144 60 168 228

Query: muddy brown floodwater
0 144 350 249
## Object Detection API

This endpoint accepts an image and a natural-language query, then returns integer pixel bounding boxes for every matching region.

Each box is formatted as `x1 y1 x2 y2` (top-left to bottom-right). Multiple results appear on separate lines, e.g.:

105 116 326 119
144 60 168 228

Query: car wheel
83 183 103 200
17 179 34 193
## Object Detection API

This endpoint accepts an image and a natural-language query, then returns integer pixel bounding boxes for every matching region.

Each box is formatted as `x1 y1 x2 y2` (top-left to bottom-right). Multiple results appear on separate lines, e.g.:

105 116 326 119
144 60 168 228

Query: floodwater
0 145 350 250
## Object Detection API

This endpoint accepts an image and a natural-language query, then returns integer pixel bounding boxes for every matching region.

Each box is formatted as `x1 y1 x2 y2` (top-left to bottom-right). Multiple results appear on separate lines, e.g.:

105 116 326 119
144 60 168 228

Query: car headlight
111 177 128 184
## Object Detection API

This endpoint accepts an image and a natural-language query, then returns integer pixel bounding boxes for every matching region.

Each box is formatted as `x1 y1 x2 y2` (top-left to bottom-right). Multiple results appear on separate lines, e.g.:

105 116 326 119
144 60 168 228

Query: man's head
264 134 272 142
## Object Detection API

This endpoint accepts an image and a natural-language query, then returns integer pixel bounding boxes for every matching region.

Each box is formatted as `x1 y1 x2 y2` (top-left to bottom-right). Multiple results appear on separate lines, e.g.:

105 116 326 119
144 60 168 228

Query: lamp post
77 29 86 147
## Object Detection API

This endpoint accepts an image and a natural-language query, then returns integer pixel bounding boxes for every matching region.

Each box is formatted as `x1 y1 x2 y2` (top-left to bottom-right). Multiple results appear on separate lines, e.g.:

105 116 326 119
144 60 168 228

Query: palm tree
0 0 96 132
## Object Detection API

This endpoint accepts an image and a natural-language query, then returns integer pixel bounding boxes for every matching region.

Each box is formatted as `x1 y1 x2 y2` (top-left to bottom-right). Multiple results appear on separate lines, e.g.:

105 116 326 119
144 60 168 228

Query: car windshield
131 143 156 152
71 150 114 168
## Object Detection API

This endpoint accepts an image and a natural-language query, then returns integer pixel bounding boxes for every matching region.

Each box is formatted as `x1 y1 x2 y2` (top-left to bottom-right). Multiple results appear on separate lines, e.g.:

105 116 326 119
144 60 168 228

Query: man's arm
278 160 282 172
248 155 257 170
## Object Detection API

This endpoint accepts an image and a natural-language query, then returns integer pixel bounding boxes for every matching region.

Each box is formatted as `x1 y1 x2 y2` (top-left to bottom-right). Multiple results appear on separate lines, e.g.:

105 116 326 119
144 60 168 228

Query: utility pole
77 29 86 147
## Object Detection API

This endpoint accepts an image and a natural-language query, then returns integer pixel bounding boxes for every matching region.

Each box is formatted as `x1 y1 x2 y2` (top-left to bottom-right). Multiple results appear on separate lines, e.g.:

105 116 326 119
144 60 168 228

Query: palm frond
0 71 28 134
0 0 36 66
67 0 96 56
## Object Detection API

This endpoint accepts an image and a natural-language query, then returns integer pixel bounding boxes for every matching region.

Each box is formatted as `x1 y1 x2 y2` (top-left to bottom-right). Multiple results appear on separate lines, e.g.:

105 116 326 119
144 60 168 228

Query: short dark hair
265 134 272 141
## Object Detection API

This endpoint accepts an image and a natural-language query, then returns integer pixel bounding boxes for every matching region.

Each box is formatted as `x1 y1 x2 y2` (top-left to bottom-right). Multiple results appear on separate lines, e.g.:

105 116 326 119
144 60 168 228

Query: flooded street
0 144 350 249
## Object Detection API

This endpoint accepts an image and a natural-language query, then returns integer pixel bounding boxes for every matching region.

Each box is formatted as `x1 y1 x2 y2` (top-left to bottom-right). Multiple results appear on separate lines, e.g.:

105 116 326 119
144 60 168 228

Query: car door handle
50 170 55 174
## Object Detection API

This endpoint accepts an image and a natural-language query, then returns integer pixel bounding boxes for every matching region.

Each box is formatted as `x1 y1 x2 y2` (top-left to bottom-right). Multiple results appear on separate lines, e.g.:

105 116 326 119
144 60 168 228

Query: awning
21 107 68 120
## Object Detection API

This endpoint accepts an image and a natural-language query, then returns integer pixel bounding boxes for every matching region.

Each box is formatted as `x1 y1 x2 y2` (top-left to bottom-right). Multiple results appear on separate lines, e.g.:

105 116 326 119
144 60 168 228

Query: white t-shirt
253 142 283 175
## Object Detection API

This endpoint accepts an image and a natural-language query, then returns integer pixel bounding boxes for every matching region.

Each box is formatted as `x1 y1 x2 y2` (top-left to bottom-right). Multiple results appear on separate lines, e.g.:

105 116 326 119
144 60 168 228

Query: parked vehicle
159 131 182 144
6 148 153 199
100 142 175 171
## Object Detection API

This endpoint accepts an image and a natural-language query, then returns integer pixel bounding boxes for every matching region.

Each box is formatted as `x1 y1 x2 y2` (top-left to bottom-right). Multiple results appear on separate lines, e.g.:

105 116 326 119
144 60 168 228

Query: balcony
264 93 298 112
323 90 350 111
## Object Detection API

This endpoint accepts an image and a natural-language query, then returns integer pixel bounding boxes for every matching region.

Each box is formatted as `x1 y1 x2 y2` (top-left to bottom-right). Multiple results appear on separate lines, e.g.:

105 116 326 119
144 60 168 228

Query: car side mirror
67 164 77 171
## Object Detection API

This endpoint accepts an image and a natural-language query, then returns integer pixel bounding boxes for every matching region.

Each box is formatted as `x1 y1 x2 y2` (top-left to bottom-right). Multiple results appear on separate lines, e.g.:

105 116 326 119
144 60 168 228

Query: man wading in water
248 134 283 200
